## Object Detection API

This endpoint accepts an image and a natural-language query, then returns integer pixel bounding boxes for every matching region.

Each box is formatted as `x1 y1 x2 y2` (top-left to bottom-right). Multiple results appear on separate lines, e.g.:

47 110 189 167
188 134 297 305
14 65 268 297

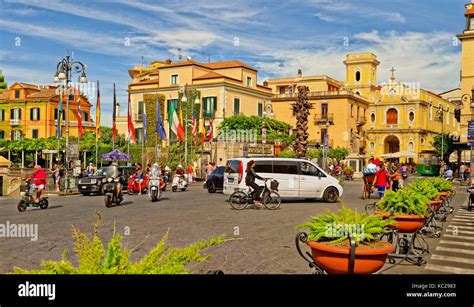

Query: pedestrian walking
187 164 194 183
53 164 61 192
460 163 466 181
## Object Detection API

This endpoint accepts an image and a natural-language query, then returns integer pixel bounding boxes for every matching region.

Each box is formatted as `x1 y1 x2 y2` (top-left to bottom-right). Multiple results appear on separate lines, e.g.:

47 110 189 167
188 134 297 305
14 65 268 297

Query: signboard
42 149 58 154
156 145 162 158
468 121 474 147
68 142 79 159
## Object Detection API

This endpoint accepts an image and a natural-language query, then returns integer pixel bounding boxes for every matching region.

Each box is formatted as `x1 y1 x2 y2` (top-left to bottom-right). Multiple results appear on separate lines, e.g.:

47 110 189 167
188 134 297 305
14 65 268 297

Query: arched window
386 108 398 125
369 142 375 153
355 71 361 82
370 113 375 124
408 142 414 152
408 111 415 124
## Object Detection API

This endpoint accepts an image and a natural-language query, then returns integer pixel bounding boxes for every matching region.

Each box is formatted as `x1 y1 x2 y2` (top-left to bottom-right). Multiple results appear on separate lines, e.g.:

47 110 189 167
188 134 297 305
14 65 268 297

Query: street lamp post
54 51 87 193
262 101 273 156
180 85 200 170
322 118 330 171
469 88 474 182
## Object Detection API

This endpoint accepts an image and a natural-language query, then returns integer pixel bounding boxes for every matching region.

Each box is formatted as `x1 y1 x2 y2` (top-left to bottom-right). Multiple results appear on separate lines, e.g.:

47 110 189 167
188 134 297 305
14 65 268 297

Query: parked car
204 166 225 193
223 157 343 203
78 166 135 195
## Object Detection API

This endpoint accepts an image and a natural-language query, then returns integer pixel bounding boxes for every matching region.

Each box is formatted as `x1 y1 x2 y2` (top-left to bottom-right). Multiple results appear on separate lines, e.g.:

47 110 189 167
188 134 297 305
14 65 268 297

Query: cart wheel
389 258 396 264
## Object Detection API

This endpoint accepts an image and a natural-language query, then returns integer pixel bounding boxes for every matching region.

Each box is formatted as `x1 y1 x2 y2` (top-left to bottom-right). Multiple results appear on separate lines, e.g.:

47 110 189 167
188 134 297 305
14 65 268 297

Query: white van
223 157 343 203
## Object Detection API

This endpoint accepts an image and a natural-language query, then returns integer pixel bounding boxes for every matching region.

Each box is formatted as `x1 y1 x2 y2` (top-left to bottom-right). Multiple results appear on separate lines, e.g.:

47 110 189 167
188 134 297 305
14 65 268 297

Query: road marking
425 264 474 274
439 240 474 247
435 246 474 255
452 218 474 222
447 225 474 230
431 254 474 266
443 234 474 240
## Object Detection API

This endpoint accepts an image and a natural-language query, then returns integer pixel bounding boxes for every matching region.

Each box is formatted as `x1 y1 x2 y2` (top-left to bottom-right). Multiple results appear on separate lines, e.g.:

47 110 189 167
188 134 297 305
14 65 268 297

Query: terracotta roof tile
205 60 257 71
0 90 9 100
130 79 160 86
193 71 226 80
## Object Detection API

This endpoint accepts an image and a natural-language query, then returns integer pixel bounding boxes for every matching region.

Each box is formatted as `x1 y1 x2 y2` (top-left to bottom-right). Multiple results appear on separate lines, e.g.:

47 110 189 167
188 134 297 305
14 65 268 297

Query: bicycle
229 178 281 210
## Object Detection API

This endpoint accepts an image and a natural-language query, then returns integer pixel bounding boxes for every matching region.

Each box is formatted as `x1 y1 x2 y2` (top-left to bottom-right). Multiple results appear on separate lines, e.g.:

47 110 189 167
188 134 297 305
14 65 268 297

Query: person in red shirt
187 165 194 183
372 163 389 198
28 165 47 203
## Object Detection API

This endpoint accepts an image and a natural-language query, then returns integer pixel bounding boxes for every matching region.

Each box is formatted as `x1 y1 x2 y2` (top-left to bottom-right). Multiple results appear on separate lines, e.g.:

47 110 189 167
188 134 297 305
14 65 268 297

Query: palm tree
292 86 312 158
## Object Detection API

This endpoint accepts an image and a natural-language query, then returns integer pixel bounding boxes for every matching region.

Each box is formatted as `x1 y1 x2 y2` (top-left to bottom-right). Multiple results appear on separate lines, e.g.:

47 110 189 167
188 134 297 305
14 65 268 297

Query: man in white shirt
363 158 379 175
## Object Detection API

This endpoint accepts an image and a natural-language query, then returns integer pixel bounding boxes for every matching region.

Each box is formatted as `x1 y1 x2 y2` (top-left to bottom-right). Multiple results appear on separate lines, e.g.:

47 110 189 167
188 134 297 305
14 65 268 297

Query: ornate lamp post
54 51 88 193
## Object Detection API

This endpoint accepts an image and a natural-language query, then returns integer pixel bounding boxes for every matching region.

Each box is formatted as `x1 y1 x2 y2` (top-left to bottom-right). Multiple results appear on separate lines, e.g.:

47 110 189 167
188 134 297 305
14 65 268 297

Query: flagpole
112 83 116 151
76 85 81 169
95 80 99 166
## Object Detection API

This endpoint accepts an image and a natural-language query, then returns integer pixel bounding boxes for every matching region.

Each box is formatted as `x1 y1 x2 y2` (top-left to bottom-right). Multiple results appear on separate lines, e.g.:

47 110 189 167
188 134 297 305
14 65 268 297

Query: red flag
207 117 213 142
127 92 136 142
76 87 83 140
112 83 117 143
192 111 197 145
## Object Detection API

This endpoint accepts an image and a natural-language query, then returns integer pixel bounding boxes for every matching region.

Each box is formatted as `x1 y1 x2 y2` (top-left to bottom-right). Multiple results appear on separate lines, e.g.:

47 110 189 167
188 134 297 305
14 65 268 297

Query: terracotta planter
428 200 442 211
439 192 449 198
393 214 426 233
307 240 393 274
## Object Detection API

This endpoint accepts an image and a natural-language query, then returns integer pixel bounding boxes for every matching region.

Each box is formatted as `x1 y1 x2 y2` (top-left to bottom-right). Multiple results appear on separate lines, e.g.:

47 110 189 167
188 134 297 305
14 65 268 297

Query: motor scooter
149 177 162 202
128 173 149 195
104 177 123 208
18 180 49 212
171 175 187 192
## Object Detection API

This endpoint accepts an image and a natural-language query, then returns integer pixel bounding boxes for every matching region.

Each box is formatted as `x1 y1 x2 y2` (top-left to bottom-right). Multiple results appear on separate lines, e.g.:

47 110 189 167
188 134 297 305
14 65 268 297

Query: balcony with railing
314 113 334 125
69 121 96 128
356 116 367 126
10 119 20 126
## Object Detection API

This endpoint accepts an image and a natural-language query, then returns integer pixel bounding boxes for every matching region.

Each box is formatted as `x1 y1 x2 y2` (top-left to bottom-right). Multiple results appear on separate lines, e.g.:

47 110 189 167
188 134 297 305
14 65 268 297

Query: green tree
327 147 349 162
431 133 454 163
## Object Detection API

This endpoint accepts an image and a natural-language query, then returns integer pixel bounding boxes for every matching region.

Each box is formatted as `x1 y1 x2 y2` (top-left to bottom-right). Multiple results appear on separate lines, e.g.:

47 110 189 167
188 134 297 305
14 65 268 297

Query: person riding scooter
110 164 124 202
28 165 47 203
135 163 144 194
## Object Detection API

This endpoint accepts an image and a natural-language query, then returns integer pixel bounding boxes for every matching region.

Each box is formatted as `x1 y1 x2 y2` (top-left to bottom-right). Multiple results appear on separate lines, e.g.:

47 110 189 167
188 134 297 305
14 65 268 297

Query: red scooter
127 173 149 195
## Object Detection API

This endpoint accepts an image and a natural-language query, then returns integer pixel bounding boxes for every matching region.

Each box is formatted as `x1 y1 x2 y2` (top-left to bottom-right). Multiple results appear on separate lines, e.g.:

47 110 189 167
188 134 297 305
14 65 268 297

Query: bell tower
343 53 380 101
457 0 474 142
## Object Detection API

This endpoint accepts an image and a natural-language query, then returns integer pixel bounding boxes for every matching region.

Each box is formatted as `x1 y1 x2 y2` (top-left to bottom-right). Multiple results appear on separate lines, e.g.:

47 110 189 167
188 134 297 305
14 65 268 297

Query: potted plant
297 206 395 274
377 189 429 233
343 166 354 175
430 178 453 198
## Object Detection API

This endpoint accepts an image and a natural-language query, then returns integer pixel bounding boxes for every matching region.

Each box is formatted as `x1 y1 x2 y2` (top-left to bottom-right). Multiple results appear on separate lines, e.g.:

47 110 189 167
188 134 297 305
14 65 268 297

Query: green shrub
377 189 429 216
11 213 228 274
343 166 354 172
406 179 439 200
278 150 296 158
430 178 452 192
297 206 395 245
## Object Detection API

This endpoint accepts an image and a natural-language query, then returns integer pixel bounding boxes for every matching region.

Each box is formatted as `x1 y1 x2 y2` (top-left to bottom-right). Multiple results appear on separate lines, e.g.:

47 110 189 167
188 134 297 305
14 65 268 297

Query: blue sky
0 0 468 126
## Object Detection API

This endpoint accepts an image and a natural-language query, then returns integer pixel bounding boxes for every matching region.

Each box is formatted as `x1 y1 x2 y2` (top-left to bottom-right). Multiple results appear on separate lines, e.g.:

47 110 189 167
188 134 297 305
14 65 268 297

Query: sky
0 0 468 126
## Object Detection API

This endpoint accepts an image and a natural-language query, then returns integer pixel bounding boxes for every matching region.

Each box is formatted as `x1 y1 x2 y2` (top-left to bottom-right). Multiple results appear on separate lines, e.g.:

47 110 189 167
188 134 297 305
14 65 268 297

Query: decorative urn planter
392 214 426 233
306 240 393 274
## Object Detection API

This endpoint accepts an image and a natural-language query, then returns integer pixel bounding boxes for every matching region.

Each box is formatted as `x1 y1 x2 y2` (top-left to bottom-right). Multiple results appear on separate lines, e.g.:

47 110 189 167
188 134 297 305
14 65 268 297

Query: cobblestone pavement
0 178 469 274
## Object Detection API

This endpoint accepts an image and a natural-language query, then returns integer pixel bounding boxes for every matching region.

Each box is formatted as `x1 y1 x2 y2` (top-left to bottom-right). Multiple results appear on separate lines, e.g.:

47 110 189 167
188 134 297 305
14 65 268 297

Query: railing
274 90 362 99
10 119 20 126
314 113 334 124
356 116 367 125
69 121 96 128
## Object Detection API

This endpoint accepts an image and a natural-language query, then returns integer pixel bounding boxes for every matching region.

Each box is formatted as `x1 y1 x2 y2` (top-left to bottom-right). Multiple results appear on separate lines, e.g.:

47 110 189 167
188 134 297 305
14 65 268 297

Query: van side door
272 160 299 197
299 161 324 198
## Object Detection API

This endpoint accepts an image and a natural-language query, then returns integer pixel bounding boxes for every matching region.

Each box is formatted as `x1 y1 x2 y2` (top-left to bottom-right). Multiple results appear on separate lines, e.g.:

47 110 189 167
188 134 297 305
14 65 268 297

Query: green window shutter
203 98 208 118
37 108 40 121
30 108 33 120
19 108 21 120
213 97 217 112
10 109 14 119
233 98 240 115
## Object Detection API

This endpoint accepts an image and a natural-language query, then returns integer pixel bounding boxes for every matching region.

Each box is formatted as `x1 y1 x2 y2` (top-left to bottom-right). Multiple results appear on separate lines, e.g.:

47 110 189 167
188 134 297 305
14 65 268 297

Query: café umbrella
101 149 131 162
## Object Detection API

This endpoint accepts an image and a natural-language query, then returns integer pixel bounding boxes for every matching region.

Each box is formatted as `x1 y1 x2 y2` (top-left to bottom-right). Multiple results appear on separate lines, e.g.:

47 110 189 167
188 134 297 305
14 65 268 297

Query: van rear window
225 160 241 173
254 160 272 173
273 161 298 174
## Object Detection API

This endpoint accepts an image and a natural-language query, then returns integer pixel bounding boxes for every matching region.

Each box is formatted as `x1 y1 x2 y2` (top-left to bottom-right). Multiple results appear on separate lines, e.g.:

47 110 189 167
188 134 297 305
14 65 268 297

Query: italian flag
169 101 185 142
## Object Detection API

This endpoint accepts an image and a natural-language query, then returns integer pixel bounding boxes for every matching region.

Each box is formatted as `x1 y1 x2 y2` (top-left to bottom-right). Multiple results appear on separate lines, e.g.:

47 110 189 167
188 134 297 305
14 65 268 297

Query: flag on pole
143 103 147 144
95 81 101 143
156 98 166 140
169 101 185 142
112 83 117 144
207 116 213 142
56 92 63 139
200 100 205 144
127 93 136 142
191 110 197 145
77 87 83 140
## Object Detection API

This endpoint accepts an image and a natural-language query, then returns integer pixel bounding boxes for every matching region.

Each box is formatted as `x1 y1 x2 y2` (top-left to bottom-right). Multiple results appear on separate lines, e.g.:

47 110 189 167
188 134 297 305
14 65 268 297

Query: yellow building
117 59 272 144
0 82 95 140
267 73 370 154
267 52 460 162
457 0 474 143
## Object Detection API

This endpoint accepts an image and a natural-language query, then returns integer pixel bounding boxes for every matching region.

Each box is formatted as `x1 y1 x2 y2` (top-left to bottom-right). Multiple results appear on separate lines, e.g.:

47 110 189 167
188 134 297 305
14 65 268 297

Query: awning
449 150 472 163
0 155 12 167
380 151 417 159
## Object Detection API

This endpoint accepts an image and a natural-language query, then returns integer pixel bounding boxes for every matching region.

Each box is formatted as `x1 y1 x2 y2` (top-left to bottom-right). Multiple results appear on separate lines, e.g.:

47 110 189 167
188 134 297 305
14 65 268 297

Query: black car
78 166 135 195
203 166 224 193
